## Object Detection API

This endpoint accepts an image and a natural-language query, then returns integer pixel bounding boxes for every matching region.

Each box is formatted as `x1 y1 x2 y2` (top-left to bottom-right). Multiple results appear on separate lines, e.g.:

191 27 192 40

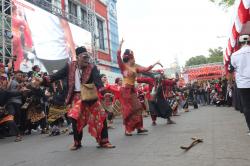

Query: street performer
137 73 176 125
117 39 162 136
43 46 115 150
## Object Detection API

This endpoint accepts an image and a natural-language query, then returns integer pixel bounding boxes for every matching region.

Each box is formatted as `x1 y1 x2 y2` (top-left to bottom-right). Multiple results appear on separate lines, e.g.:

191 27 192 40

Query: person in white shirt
231 34 250 135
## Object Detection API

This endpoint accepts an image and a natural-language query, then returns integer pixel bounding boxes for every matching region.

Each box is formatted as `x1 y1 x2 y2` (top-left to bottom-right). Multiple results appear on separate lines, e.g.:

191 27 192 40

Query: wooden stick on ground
180 137 203 151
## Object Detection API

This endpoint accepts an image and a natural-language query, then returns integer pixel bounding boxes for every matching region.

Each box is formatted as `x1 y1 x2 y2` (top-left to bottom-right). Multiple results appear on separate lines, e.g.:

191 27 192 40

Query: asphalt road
1 106 250 166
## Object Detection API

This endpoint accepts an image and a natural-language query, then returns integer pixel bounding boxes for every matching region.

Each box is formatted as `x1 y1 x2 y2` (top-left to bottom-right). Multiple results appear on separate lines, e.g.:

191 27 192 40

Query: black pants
106 111 114 121
71 118 82 143
235 87 243 112
64 113 71 126
1 121 20 136
183 100 189 109
70 118 108 144
6 103 22 126
239 88 250 131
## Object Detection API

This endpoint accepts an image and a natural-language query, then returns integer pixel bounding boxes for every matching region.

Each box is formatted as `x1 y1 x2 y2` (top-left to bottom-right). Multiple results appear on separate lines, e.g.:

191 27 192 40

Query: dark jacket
0 90 22 107
47 62 105 105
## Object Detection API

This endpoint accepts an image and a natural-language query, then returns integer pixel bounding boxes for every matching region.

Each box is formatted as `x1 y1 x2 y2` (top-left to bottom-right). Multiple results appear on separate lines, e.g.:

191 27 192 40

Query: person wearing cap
43 46 115 150
231 34 250 136
117 39 162 136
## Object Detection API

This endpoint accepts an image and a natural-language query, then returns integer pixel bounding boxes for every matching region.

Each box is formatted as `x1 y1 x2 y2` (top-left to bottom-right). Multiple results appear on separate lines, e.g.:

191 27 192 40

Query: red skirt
120 85 143 132
67 94 107 143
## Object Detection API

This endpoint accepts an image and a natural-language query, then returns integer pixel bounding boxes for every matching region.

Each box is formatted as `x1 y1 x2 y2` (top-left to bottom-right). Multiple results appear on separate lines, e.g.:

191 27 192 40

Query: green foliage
207 47 223 63
185 47 223 66
185 55 207 66
209 0 235 7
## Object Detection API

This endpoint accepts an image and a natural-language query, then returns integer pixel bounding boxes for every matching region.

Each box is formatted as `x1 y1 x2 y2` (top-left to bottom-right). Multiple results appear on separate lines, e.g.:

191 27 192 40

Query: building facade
1 0 121 83
63 0 121 83
97 0 121 82
57 0 121 83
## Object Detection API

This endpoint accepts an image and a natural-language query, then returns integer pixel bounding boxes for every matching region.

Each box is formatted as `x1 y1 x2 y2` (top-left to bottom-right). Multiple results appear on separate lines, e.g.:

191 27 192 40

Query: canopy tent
224 0 250 67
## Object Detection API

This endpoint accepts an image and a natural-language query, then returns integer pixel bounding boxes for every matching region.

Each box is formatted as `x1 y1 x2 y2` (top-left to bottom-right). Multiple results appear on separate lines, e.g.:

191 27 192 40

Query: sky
116 0 235 68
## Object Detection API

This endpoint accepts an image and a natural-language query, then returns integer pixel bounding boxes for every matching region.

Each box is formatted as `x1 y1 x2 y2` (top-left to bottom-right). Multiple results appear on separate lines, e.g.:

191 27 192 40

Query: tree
185 55 207 66
208 47 223 57
209 0 235 7
207 47 223 63
185 47 223 66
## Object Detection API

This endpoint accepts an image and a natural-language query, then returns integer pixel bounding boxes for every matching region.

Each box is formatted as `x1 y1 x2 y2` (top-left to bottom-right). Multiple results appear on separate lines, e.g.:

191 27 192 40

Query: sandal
125 131 132 136
137 129 148 134
98 143 116 149
70 144 81 151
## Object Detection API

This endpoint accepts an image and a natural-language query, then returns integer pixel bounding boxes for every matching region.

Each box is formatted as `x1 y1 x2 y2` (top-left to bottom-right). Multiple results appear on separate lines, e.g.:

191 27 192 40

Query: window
97 18 105 50
80 8 87 23
26 0 52 12
53 0 61 9
68 1 77 20
51 0 62 16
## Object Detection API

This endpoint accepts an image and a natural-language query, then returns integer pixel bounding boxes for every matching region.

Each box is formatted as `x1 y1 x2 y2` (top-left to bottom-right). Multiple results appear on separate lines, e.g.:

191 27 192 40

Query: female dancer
117 39 162 136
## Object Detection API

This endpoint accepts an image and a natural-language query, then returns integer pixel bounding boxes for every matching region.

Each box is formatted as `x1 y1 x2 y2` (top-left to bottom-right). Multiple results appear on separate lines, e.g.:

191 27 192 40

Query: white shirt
231 45 250 88
75 68 82 91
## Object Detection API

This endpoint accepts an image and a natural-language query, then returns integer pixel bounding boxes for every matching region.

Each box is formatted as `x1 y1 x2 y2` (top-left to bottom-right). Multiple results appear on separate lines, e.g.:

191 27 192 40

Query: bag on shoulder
80 83 98 101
